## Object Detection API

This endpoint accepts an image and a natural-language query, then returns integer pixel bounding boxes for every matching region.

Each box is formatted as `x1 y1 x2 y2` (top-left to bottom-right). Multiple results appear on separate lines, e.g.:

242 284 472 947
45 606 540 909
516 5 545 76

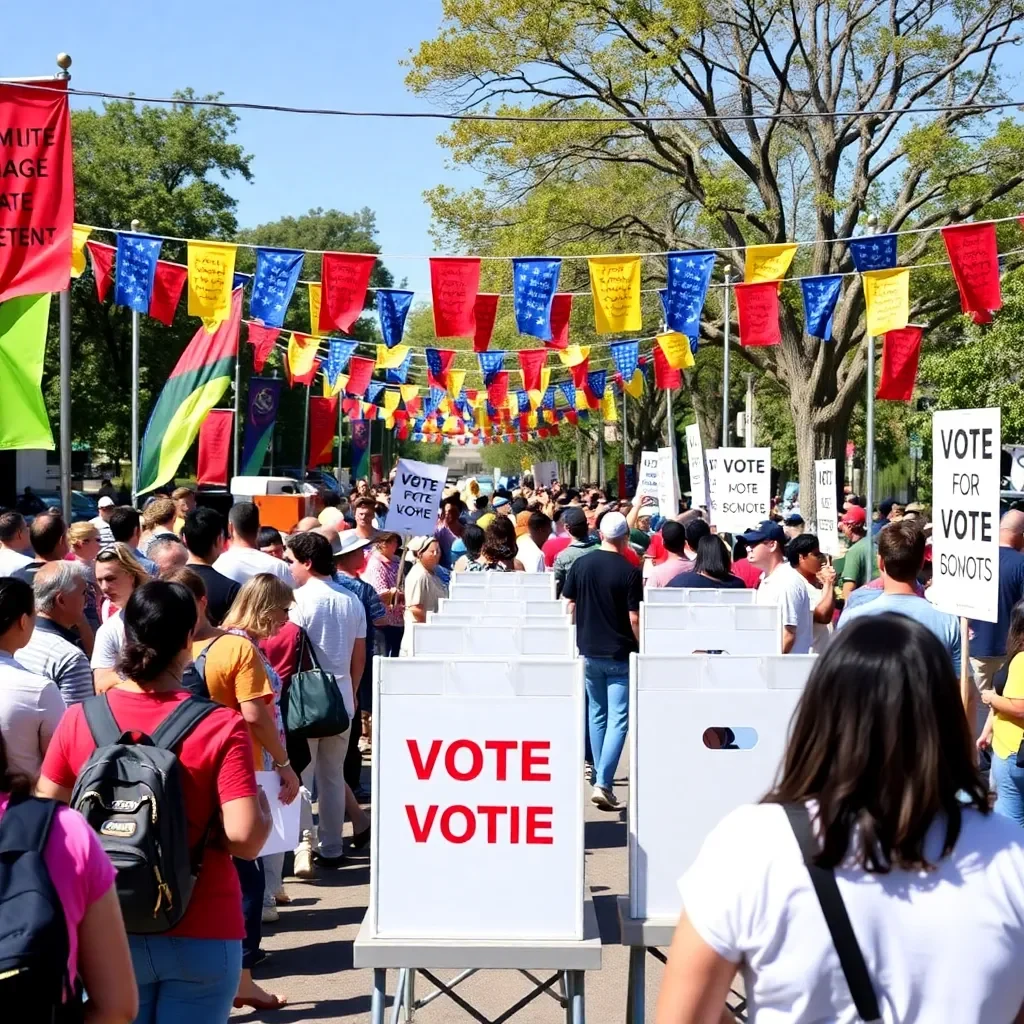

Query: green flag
0 293 54 450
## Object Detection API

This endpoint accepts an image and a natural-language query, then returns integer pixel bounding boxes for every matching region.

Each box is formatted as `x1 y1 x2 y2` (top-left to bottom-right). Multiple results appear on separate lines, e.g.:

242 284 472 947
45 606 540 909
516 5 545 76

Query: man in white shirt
90 496 116 547
741 520 813 654
786 533 837 655
284 530 366 873
516 511 552 573
213 502 293 587
0 511 33 577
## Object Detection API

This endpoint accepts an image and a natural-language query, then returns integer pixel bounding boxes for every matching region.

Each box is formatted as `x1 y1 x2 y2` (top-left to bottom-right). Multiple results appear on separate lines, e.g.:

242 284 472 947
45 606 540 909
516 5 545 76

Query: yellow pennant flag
383 390 401 414
657 331 696 371
506 394 519 413
400 384 420 404
543 409 558 425
575 390 590 411
623 369 644 399
588 255 642 334
539 366 551 394
442 416 460 433
863 268 910 336
287 332 320 381
308 283 322 336
527 411 538 429
602 392 618 422
187 241 237 328
744 243 797 283
385 416 395 430
447 368 466 399
558 345 590 367
329 373 349 397
475 408 488 429
71 224 91 278
376 344 410 370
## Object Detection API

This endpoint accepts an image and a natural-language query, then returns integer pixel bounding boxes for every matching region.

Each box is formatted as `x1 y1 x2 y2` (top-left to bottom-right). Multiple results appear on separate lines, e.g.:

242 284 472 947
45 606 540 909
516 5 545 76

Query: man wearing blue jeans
562 510 642 810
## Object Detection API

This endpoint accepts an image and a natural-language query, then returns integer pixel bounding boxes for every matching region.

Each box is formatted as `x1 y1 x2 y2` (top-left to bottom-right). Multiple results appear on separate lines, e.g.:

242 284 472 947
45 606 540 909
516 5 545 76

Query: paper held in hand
383 458 449 537
255 771 301 858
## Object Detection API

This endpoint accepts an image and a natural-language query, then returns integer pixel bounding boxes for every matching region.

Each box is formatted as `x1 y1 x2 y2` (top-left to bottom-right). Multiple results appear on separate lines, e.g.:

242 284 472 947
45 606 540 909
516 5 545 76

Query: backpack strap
784 803 882 1023
81 693 123 748
0 795 59 856
151 697 219 752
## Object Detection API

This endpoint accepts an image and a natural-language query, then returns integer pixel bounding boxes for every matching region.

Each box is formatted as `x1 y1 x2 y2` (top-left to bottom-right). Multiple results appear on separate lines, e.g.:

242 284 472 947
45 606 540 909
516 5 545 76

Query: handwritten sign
686 424 709 509
814 459 840 555
744 243 797 283
706 447 772 533
319 252 375 334
930 407 1001 622
588 255 642 334
384 458 448 536
734 282 781 346
187 240 237 325
863 268 909 336
942 222 1001 320
430 257 481 337
638 451 660 498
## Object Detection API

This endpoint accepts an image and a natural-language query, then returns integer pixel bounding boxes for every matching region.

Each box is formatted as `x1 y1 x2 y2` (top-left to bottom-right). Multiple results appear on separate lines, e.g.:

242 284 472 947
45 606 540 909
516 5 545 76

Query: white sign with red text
370 657 585 940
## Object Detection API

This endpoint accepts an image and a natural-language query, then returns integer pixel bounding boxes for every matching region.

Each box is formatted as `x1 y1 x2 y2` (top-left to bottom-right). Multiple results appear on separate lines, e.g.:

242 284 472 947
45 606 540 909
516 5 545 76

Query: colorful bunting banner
232 272 252 291
478 350 505 385
319 252 375 334
346 355 375 397
430 257 481 337
187 240 237 327
548 293 573 350
308 282 321 336
744 243 797 283
664 251 715 336
149 261 189 327
387 352 413 384
512 258 561 341
941 222 1002 324
588 255 642 334
518 349 548 393
326 339 358 387
487 371 509 409
559 344 589 367
863 268 910 336
307 396 338 469
611 340 639 381
246 323 280 373
240 377 282 475
71 225 91 279
735 282 782 346
653 343 682 390
287 332 320 386
447 368 467 400
849 234 897 272
656 332 696 371
0 293 54 449
800 275 842 341
377 288 414 347
623 369 644 399
877 325 924 401
250 248 304 328
587 369 607 401
86 241 115 302
426 347 456 389
375 343 410 370
115 233 162 313
366 381 385 406
473 293 500 352
570 357 590 389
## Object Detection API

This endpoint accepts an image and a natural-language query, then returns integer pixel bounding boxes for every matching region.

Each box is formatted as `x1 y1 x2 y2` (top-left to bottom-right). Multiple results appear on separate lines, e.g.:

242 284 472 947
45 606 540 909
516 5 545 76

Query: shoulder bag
283 631 350 739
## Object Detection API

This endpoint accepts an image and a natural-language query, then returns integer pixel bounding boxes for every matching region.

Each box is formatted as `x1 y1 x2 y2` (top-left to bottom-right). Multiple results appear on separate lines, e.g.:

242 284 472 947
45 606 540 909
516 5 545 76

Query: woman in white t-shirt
656 613 1024 1024
91 544 150 692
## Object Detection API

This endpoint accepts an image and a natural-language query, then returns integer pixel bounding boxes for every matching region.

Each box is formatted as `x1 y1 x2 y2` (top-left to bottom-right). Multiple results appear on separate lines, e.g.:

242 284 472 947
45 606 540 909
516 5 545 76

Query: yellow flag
442 416 459 433
385 416 395 430
575 390 590 411
447 368 466 399
475 408 488 429
376 344 410 370
623 369 644 399
527 411 538 429
602 392 618 422
558 345 590 367
588 255 643 334
657 332 696 371
400 384 420 404
287 332 320 381
321 375 333 398
308 283 322 336
71 224 91 278
543 409 557 425
744 243 797 283
539 367 551 394
383 390 401 414
506 394 519 413
863 268 910 336
329 373 349 397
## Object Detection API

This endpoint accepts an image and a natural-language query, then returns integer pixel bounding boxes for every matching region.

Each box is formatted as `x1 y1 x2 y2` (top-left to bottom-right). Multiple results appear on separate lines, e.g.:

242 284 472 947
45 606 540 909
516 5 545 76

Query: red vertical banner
196 409 234 486
345 355 375 397
319 252 376 334
0 80 74 302
940 222 1001 324
735 282 782 346
430 257 481 336
547 293 573 350
876 325 924 401
86 241 115 302
518 349 548 392
307 396 339 469
472 293 500 352
148 261 189 326
653 344 682 389
487 371 509 410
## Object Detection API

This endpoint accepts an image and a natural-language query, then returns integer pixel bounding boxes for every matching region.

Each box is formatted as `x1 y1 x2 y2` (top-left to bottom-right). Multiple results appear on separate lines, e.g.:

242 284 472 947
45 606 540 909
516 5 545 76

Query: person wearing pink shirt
646 521 698 587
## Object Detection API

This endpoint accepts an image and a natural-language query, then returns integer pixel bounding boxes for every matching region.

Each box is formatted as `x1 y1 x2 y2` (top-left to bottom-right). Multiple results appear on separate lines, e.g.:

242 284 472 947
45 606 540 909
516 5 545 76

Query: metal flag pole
337 393 344 484
129 217 142 507
722 265 733 446
597 406 605 489
299 383 311 480
865 214 879 570
744 373 755 448
56 54 73 523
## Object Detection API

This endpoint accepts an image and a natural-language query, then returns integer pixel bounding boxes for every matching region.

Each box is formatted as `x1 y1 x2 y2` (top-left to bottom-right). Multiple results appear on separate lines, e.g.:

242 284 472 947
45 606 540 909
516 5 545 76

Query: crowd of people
1 469 1024 1021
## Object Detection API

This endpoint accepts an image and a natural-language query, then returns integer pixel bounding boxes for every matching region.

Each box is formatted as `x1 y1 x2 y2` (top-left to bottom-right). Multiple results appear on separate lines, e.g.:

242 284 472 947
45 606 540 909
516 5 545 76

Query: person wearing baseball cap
90 495 116 548
561 510 643 810
552 505 598 598
739 520 813 654
839 504 877 599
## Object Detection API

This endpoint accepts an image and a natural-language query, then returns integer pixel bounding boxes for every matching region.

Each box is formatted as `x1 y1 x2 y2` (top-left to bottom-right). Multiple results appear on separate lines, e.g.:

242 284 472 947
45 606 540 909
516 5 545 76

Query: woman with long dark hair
982 600 1024 825
656 614 1024 1024
469 516 524 572
666 535 745 589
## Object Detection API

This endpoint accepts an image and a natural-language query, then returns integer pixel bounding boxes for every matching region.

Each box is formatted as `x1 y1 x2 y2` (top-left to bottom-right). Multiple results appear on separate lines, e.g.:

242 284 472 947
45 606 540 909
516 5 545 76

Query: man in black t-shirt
181 507 241 626
562 511 642 811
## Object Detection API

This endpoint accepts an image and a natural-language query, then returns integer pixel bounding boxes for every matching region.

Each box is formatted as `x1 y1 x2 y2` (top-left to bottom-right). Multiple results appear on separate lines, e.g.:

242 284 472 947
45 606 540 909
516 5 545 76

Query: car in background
274 468 342 495
32 490 98 523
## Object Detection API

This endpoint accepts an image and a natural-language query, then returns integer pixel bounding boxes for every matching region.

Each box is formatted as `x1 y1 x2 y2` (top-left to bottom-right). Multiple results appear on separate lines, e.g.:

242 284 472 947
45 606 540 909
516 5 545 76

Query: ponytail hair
117 580 197 684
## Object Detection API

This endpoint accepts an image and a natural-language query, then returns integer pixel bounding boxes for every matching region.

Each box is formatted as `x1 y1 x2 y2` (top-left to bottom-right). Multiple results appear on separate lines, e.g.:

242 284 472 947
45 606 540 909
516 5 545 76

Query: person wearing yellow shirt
982 603 1024 826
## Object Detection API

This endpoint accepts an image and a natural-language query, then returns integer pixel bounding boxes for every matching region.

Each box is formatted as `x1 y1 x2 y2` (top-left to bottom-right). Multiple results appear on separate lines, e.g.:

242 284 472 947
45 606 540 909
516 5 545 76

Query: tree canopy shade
407 0 1024 506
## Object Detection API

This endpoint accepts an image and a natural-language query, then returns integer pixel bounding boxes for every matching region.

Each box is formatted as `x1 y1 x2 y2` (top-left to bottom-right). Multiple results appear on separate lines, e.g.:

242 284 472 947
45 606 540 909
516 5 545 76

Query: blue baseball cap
739 520 786 545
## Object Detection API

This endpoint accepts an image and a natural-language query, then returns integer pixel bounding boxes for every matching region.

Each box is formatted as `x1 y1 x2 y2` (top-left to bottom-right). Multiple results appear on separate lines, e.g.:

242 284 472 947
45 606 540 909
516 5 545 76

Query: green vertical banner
351 420 370 481
0 293 55 449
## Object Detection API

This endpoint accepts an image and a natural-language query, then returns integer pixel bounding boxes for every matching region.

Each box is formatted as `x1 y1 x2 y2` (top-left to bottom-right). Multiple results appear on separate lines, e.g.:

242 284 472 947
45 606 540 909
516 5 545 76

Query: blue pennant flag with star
326 339 358 388
486 401 498 420
587 370 607 400
250 248 304 328
376 289 414 348
366 381 384 405
512 258 562 341
664 251 715 339
386 352 413 385
610 341 639 382
848 234 897 272
558 381 576 408
542 386 556 410
659 289 700 355
425 387 446 418
114 233 162 313
800 276 843 342
478 350 506 384
516 391 531 414
233 272 253 291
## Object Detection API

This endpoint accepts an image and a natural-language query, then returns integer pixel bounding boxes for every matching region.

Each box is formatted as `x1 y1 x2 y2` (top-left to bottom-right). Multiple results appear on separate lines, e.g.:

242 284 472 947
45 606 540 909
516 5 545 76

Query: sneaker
591 785 619 811
314 852 348 870
261 904 280 924
274 890 291 905
583 762 594 784
293 840 315 879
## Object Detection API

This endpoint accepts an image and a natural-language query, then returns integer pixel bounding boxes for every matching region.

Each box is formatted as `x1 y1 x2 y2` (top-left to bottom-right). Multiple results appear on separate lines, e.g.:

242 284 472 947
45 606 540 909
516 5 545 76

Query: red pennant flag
941 223 1001 324
430 257 481 337
519 431 529 442
246 323 281 372
307 396 339 469
473 293 500 352
293 357 320 388
406 397 423 416
548 293 572 350
876 325 924 401
570 358 590 389
518 349 548 393
397 421 410 441
86 241 116 302
319 252 376 334
735 282 782 346
148 261 188 326
345 355 375 397
565 409 579 426
342 397 360 418
196 408 234 486
426 348 456 389
487 371 509 409
653 344 682 389
551 425 560 437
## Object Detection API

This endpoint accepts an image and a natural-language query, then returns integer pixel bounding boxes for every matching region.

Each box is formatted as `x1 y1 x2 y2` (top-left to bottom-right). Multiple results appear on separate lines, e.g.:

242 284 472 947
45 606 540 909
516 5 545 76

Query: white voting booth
449 573 557 600
640 603 781 655
437 598 567 619
428 613 570 631
644 587 756 605
408 622 575 657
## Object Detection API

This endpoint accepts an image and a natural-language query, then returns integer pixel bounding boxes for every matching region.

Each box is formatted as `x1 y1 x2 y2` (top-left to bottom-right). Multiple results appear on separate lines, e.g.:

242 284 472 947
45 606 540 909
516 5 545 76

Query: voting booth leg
372 968 387 1024
403 968 416 1021
626 946 645 1024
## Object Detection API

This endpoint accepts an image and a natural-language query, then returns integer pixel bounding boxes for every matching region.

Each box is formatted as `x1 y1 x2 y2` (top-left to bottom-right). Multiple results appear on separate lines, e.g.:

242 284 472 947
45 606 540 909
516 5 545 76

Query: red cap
840 505 867 526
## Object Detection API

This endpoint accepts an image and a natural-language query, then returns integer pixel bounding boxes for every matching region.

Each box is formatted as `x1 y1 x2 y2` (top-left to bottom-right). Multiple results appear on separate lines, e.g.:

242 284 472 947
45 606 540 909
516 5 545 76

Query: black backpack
0 796 81 1023
70 693 217 934
180 635 230 700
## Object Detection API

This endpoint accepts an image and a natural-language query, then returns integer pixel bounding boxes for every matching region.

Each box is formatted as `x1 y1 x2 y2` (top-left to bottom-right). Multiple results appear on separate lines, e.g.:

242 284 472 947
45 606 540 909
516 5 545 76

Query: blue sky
7 1 475 295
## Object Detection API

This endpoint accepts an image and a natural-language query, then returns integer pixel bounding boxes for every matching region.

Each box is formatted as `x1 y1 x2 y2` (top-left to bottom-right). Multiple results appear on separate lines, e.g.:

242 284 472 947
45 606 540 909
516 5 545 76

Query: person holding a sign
742 521 813 654
787 534 837 654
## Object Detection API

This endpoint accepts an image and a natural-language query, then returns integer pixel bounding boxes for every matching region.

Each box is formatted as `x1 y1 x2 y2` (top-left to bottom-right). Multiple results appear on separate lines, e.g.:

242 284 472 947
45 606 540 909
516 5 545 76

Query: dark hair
787 533 822 567
352 497 376 513
163 566 207 603
287 531 334 576
0 577 34 635
474 495 489 511
566 514 590 542
510 498 528 517
692 535 732 580
877 520 925 583
764 614 988 872
441 495 465 514
685 518 711 551
182 507 226 559
257 526 284 550
1003 600 1024 670
481 516 518 563
732 537 749 561
0 511 25 545
109 506 141 544
228 502 261 543
462 524 485 560
29 512 66 558
661 521 686 556
117 581 198 684
527 511 552 537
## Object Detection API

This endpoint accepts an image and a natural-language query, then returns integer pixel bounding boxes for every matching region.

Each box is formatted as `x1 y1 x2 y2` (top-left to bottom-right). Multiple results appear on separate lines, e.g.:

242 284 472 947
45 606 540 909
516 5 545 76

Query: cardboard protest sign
532 461 558 489
814 459 840 555
685 424 709 509
384 458 448 536
656 447 680 516
706 448 771 533
638 451 660 499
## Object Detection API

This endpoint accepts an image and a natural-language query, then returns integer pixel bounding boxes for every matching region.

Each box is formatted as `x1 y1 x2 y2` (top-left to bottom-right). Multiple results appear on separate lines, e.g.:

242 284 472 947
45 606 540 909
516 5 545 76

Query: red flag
319 252 376 334
86 241 115 302
426 348 456 389
735 282 782 346
570 358 590 389
247 323 281 372
565 410 578 426
307 396 339 469
876 325 923 401
0 81 74 302
430 257 481 336
518 349 548 392
397 421 410 441
288 356 320 388
487 371 509 410
941 222 1001 324
196 409 234 486
654 344 682 389
148 261 188 326
548 293 572 350
345 355 375 397
473 293 500 352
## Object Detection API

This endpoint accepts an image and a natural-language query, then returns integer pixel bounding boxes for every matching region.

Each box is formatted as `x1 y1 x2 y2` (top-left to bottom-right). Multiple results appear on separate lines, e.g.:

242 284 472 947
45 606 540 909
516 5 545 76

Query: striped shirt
15 618 95 706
